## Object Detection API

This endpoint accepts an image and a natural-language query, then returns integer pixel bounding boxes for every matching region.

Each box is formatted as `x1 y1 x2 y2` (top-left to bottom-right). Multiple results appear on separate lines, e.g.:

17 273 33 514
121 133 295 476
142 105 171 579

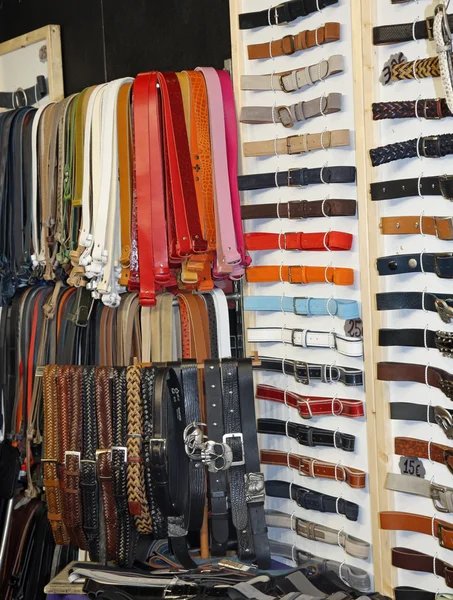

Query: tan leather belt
381 215 453 240
243 129 350 157
381 511 453 549
395 436 453 473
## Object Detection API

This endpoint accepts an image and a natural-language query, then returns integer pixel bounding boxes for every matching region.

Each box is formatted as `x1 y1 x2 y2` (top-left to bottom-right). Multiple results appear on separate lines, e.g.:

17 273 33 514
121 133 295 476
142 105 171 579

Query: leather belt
380 327 453 357
241 56 344 92
373 14 453 45
377 252 453 278
257 357 364 386
238 166 356 191
244 129 350 157
376 291 453 323
246 265 354 286
255 383 365 418
265 479 359 520
392 547 453 588
381 511 453 549
370 134 453 166
238 0 338 29
372 98 452 120
241 198 356 221
248 327 363 356
244 296 360 319
260 449 366 488
265 509 370 559
240 93 342 127
390 402 453 439
386 472 453 513
395 436 453 473
257 417 356 451
380 215 453 239
395 587 453 600
371 174 453 201
392 56 441 82
244 230 353 251
378 361 453 400
247 22 340 60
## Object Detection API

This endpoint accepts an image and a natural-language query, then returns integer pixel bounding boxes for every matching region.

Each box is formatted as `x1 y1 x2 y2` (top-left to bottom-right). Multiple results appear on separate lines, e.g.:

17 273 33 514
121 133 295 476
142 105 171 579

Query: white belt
210 288 232 358
241 55 344 92
247 327 363 357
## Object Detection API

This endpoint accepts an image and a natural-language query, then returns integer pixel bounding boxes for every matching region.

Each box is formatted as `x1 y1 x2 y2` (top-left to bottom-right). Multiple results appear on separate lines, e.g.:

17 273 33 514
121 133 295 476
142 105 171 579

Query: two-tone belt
244 129 350 158
244 296 360 319
248 327 363 356
238 166 356 191
381 511 453 549
372 98 453 120
380 215 453 240
246 264 354 286
256 356 364 387
377 252 453 278
392 547 453 589
380 328 453 357
392 56 441 82
240 93 342 127
265 479 359 521
386 472 453 513
241 56 344 92
389 402 453 439
239 0 338 29
376 291 453 323
394 436 453 474
260 449 366 488
257 418 356 451
255 383 365 418
266 509 370 559
378 362 453 400
373 13 453 45
244 231 353 251
370 134 453 166
371 174 453 201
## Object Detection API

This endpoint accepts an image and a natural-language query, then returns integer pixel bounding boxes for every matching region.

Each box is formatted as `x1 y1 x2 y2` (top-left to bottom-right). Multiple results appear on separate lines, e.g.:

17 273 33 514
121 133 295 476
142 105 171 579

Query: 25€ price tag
399 456 426 478
380 52 407 86
344 318 363 338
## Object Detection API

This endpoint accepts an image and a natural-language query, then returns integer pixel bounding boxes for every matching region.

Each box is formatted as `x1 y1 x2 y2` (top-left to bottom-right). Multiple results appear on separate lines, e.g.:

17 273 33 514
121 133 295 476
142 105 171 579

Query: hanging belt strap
118 83 133 288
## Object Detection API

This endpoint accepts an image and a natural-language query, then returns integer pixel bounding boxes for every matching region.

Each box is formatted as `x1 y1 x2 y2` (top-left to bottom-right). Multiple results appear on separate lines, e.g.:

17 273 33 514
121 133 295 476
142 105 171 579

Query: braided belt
95 367 117 560
112 367 135 567
81 365 100 561
392 56 441 81
126 365 152 534
370 134 453 166
43 365 69 545
372 98 451 120
434 5 453 114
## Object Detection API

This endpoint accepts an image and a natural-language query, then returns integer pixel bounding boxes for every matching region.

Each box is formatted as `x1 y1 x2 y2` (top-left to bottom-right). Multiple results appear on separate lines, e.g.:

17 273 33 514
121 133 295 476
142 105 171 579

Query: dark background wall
0 0 231 95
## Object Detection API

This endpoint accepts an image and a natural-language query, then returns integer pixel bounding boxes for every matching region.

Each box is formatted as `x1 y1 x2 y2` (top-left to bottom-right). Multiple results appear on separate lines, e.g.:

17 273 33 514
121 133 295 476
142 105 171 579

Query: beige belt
243 129 350 157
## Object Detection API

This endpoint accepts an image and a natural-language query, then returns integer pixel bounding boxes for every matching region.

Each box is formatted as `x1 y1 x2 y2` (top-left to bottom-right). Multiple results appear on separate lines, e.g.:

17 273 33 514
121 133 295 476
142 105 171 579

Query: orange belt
246 265 354 286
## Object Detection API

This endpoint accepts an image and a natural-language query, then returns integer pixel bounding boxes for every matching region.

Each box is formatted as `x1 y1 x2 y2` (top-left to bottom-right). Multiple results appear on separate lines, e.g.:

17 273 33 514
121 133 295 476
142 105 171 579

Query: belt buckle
293 296 308 315
439 379 453 400
286 135 299 156
287 168 301 187
111 446 128 463
435 298 453 323
435 330 453 358
281 34 296 55
276 105 294 128
274 4 288 26
434 406 453 439
444 449 453 474
435 216 453 240
64 450 81 468
294 361 310 385
426 16 435 41
421 135 441 158
222 433 245 466
244 472 265 504
439 175 453 200
431 482 451 513
96 448 112 480
287 199 306 219
424 97 442 119
291 328 304 346
434 253 453 279
437 522 453 548
288 265 303 284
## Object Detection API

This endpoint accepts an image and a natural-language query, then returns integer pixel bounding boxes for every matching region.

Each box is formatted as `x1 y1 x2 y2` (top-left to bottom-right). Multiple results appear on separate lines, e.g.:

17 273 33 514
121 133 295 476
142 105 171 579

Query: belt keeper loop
419 211 425 236
323 230 332 251
417 172 425 198
425 363 432 388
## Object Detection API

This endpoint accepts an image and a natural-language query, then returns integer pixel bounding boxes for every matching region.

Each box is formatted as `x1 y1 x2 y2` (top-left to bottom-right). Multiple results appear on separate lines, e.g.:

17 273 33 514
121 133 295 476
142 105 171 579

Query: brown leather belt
378 361 453 400
395 436 453 473
381 511 453 549
241 198 357 220
392 547 453 588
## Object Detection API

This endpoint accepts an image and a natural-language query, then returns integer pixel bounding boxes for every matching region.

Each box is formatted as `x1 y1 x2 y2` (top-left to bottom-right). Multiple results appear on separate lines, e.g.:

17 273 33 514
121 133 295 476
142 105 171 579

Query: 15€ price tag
399 456 426 478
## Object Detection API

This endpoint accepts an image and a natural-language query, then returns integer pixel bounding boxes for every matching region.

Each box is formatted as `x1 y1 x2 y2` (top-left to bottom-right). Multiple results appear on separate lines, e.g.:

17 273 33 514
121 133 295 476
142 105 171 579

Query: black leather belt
395 588 445 600
377 253 453 278
265 479 359 521
0 77 47 109
237 358 270 569
379 327 453 356
373 14 453 45
376 291 453 323
390 402 453 440
370 174 453 201
257 418 355 452
370 134 453 166
372 98 452 121
238 166 356 191
239 0 338 29
256 356 364 387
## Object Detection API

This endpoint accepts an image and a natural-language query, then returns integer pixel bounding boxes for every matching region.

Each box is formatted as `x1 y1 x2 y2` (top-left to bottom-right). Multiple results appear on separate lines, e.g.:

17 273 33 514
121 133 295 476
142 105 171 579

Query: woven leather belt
244 129 350 158
257 356 364 386
372 98 452 120
370 134 453 166
371 174 453 201
266 509 370 559
378 361 453 400
392 56 442 81
240 93 342 127
376 291 453 323
239 0 338 29
386 472 453 513
392 547 453 589
256 383 365 418
265 479 359 520
241 198 356 220
257 418 355 451
377 252 453 278
373 13 453 45
381 511 453 549
246 265 354 286
380 215 453 239
380 327 453 357
238 166 356 191
261 449 366 489
395 436 453 474
244 296 360 319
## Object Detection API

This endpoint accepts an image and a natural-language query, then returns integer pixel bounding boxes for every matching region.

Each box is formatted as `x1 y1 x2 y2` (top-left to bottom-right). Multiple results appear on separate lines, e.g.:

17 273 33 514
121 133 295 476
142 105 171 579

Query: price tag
399 456 426 479
380 52 407 86
344 318 363 338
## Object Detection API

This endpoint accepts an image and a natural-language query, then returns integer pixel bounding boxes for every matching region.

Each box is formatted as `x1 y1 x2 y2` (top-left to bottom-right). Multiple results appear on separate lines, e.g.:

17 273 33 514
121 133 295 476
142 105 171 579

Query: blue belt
243 296 360 320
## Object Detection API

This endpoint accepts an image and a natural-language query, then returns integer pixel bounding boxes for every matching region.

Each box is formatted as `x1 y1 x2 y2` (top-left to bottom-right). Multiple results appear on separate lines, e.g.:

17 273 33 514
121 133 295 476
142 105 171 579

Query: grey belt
385 472 453 513
269 539 372 592
240 93 342 127
266 510 370 560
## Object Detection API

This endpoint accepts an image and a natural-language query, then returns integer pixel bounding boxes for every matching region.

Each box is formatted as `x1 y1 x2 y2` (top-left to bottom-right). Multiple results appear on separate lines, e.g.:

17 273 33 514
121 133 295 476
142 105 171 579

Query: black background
0 0 231 95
